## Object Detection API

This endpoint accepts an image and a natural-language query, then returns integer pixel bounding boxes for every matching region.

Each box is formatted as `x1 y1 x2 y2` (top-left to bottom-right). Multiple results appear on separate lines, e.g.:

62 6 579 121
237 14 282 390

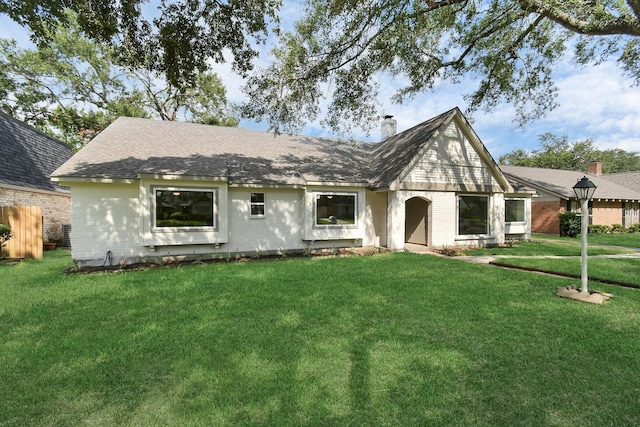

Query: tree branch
627 0 640 22
520 0 640 36
423 0 467 12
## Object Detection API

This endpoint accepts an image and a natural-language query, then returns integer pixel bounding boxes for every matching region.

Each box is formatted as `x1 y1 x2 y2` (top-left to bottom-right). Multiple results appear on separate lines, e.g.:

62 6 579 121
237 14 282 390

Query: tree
499 133 640 173
0 12 239 149
0 0 281 89
241 0 640 135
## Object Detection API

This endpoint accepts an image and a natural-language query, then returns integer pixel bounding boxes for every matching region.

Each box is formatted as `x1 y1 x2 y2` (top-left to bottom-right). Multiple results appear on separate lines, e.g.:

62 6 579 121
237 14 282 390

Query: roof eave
51 176 138 185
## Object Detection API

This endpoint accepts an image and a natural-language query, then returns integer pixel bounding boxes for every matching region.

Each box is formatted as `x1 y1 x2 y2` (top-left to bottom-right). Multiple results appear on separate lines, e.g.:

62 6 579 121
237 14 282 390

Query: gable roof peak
369 107 512 191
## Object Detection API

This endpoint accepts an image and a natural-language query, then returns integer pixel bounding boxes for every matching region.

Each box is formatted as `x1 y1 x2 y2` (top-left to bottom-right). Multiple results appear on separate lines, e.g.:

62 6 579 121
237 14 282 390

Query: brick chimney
381 115 397 140
587 161 602 176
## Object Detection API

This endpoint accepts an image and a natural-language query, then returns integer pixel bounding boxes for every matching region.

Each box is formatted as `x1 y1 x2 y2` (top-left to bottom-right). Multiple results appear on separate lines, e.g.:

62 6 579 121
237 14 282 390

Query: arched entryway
405 197 430 246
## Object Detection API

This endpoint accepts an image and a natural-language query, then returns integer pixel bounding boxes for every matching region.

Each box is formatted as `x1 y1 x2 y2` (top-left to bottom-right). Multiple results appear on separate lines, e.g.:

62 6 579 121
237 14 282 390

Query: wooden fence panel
0 206 43 259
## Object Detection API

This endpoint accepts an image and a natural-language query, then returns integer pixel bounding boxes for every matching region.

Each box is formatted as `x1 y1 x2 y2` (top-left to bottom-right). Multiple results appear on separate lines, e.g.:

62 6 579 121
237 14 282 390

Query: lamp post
572 176 597 294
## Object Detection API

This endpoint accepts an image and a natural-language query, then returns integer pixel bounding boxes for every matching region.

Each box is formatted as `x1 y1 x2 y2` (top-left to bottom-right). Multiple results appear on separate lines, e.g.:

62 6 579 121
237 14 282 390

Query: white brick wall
70 183 141 264
68 152 510 265
387 191 457 250
387 190 506 250
70 182 371 266
228 188 305 252
364 192 387 247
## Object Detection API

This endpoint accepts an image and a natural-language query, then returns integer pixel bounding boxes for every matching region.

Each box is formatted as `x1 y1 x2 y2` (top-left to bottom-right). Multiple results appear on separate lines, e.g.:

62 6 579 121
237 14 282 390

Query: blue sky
2 3 639 162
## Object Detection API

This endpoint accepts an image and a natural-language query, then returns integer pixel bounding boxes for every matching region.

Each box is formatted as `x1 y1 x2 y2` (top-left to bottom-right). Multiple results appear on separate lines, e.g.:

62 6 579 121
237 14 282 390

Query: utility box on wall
62 224 72 248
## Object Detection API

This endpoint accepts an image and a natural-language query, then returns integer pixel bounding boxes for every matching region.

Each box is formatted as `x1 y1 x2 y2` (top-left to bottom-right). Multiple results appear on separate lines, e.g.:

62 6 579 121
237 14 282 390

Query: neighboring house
502 162 640 235
0 110 73 249
52 107 530 267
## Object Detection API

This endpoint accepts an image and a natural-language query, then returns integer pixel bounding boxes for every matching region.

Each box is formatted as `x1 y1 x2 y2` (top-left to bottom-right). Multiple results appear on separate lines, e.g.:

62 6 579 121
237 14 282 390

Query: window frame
505 198 526 224
457 194 490 236
152 186 217 231
314 192 358 228
250 192 266 218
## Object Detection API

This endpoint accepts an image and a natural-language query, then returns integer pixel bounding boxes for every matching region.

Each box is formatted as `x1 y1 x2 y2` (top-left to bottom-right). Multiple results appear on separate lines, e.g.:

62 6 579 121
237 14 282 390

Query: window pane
250 192 265 216
251 204 265 216
155 190 214 227
505 199 525 222
459 195 488 235
316 194 356 225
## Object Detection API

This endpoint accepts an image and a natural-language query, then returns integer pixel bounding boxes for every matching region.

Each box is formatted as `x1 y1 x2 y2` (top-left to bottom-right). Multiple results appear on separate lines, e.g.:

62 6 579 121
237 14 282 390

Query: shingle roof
603 171 640 191
53 117 375 185
501 165 640 201
0 110 73 192
52 108 511 191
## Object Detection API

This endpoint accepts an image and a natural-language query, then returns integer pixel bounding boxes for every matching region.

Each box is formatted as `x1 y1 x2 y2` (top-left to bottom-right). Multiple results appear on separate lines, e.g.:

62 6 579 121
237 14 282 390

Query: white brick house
52 107 530 267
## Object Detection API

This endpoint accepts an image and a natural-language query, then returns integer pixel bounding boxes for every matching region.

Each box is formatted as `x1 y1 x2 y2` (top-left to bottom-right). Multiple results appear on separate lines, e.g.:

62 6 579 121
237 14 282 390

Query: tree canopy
0 0 281 89
241 0 640 135
0 11 238 149
499 133 640 173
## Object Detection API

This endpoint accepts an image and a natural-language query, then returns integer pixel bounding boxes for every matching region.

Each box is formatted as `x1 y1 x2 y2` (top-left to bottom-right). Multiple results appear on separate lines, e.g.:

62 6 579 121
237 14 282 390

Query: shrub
588 224 610 234
559 212 581 237
45 222 63 243
629 224 640 233
0 223 13 251
611 224 628 233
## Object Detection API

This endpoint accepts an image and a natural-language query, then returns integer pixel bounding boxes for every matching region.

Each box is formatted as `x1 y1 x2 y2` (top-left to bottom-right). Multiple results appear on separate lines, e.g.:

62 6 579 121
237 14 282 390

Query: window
316 193 356 226
458 195 489 235
250 192 265 217
505 199 525 223
154 188 215 228
623 201 640 227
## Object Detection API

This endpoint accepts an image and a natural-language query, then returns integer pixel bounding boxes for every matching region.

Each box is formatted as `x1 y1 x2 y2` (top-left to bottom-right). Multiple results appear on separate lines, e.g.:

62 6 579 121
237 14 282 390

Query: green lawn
532 232 640 248
2 250 640 426
462 241 633 256
495 257 640 287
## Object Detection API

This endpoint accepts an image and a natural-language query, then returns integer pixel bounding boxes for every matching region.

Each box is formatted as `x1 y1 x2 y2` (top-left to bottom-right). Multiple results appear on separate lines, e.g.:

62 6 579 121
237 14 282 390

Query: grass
2 250 640 426
462 241 633 256
495 257 640 287
532 232 640 248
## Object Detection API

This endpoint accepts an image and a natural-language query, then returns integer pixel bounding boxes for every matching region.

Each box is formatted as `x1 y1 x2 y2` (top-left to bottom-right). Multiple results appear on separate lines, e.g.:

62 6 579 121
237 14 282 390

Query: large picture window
458 195 489 235
505 199 525 223
155 188 215 228
316 194 356 226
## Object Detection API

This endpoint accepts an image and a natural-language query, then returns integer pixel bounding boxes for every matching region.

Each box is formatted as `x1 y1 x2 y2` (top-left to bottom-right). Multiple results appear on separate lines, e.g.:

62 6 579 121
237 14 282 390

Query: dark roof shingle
0 110 73 192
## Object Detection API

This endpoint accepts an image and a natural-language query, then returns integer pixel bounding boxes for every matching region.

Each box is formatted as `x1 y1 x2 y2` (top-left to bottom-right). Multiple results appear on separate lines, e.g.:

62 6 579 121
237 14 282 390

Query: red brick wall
532 200 565 235
592 201 623 226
